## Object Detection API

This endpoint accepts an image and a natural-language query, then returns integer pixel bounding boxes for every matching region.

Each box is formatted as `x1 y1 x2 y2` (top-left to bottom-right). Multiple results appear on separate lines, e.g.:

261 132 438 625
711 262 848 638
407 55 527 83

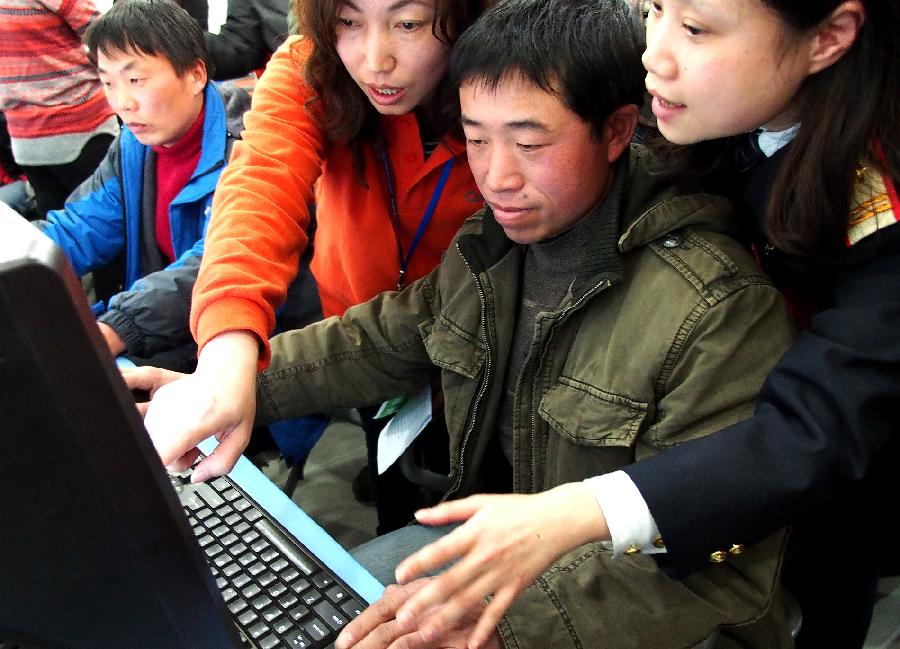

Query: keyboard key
255 520 316 575
312 572 334 589
221 587 238 603
233 573 251 589
196 483 225 509
227 598 248 615
273 617 294 635
260 548 278 563
223 488 242 501
282 567 300 582
197 534 214 548
237 609 258 626
195 507 213 520
285 631 312 648
259 571 277 588
341 598 364 618
278 592 299 609
222 563 241 578
303 618 329 642
215 576 228 590
301 590 321 606
230 542 248 557
204 543 224 558
220 533 239 547
241 583 262 600
250 538 268 553
213 553 231 568
259 634 280 649
250 594 273 611
326 584 348 604
288 604 311 622
314 600 348 631
270 558 289 573
210 477 230 492
248 620 268 639
225 512 242 526
238 552 256 567
270 582 288 599
290 578 311 594
262 606 281 623
212 524 230 538
248 561 266 577
237 499 255 514
234 521 251 535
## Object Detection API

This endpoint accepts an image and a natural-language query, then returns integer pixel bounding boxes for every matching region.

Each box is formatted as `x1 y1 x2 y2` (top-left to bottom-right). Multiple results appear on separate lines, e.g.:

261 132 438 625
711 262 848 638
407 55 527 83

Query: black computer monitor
0 206 239 648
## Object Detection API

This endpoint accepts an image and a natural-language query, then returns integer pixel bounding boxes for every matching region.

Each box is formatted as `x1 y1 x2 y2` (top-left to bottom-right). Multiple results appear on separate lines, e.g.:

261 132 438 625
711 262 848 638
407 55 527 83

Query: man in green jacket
132 0 796 646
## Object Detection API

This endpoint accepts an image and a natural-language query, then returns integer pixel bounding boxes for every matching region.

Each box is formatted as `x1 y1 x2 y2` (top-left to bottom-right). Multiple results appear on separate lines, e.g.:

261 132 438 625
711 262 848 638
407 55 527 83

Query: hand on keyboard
335 579 501 649
124 331 259 481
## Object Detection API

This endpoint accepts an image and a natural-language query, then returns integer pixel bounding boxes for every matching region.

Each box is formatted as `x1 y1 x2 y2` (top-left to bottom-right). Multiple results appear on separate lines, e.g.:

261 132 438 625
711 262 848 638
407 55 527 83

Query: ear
189 59 208 94
602 104 639 163
808 0 865 75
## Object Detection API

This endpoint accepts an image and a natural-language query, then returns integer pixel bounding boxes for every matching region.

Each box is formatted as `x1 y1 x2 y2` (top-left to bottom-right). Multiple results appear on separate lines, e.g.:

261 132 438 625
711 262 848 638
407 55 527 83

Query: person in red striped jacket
0 0 119 217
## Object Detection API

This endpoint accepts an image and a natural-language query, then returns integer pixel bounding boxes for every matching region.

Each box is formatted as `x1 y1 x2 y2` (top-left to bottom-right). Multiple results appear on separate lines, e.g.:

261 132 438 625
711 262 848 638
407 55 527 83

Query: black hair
448 0 646 136
85 0 212 78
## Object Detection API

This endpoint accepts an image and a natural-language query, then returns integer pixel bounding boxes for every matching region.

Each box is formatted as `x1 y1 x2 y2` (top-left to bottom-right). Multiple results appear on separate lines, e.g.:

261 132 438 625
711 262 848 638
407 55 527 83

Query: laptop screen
0 206 239 648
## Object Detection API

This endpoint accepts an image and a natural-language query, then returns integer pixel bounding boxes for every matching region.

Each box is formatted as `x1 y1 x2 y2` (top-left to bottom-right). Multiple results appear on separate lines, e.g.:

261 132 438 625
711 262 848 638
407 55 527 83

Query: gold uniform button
653 537 666 549
728 544 745 556
625 545 641 555
709 550 727 564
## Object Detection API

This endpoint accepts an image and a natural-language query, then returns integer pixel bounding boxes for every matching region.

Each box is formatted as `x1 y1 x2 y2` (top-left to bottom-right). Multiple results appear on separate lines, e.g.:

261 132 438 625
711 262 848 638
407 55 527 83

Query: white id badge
375 385 432 475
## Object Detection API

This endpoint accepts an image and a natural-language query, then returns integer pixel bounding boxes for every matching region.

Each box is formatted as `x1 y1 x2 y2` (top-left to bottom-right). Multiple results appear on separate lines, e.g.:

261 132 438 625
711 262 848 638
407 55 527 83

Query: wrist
196 330 260 377
97 322 126 356
547 482 610 547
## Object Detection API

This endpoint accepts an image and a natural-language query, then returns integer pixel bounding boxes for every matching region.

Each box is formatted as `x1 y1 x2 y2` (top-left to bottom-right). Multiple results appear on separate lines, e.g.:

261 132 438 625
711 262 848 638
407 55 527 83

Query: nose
642 18 677 80
109 85 137 113
482 145 524 194
365 28 395 75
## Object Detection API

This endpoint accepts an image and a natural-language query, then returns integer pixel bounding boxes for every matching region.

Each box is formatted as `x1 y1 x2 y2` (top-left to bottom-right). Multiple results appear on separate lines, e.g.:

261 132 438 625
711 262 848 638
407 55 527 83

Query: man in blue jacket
37 0 249 371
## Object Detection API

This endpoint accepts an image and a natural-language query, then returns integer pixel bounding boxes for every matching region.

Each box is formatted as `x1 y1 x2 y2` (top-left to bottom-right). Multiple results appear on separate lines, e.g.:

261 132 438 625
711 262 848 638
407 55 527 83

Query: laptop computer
0 204 383 648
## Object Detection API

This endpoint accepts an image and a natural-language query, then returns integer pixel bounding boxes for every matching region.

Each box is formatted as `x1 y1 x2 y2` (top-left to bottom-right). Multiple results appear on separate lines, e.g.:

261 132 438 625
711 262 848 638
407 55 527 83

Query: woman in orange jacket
132 0 485 524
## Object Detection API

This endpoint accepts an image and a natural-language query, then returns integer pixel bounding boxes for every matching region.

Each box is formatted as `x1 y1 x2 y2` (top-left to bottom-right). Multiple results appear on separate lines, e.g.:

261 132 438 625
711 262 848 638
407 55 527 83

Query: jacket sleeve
35 138 126 278
191 37 326 369
255 271 443 425
625 223 900 576
98 255 200 358
97 190 211 357
206 3 268 80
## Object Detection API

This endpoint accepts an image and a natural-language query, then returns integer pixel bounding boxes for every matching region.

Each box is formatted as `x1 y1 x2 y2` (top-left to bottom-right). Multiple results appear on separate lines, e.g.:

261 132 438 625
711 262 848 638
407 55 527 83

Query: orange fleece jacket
191 37 482 368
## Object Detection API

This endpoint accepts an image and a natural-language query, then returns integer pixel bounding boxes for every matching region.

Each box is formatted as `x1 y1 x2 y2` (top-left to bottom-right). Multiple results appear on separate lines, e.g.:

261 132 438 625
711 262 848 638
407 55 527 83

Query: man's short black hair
449 0 645 136
86 0 212 78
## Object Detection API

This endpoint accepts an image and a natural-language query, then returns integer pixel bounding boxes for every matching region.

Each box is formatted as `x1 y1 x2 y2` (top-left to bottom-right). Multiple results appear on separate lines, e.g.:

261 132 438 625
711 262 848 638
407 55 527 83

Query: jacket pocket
421 316 485 467
539 378 650 485
421 315 484 378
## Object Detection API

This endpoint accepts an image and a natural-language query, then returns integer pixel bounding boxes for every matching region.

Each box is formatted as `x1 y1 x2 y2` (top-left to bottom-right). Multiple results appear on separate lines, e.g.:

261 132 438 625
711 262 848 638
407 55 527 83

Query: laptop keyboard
170 467 365 649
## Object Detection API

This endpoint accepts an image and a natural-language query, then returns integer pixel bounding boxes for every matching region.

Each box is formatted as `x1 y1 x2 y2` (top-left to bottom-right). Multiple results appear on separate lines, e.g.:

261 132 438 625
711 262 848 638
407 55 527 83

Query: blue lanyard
378 143 455 290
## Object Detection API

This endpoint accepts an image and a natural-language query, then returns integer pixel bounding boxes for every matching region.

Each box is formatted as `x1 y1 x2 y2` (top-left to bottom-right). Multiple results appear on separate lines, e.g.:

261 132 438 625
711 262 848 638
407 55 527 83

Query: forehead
459 75 578 130
339 0 434 13
96 47 175 75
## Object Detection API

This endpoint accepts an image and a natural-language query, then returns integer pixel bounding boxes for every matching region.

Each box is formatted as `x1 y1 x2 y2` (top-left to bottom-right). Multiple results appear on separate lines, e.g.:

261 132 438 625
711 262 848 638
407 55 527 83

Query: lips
367 84 406 107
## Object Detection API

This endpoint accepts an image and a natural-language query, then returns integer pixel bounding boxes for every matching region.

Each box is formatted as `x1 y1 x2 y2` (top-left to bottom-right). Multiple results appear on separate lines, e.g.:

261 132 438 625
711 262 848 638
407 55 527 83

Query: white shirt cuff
585 471 666 557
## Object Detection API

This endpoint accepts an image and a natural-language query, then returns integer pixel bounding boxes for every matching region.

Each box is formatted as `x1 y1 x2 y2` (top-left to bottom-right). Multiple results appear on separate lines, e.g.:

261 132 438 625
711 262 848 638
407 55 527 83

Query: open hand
392 483 607 648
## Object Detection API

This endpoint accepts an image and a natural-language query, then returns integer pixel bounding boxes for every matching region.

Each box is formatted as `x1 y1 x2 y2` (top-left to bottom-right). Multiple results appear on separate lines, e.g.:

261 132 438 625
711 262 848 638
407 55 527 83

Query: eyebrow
461 116 551 133
96 60 138 75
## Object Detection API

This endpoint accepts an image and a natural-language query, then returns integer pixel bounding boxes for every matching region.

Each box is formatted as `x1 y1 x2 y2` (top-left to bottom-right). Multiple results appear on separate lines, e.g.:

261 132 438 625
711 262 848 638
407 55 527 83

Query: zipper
445 241 493 499
529 277 612 494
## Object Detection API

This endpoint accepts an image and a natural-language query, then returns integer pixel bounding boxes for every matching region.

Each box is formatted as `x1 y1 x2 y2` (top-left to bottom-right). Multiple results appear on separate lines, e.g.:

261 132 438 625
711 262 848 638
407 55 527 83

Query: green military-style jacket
257 146 796 647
